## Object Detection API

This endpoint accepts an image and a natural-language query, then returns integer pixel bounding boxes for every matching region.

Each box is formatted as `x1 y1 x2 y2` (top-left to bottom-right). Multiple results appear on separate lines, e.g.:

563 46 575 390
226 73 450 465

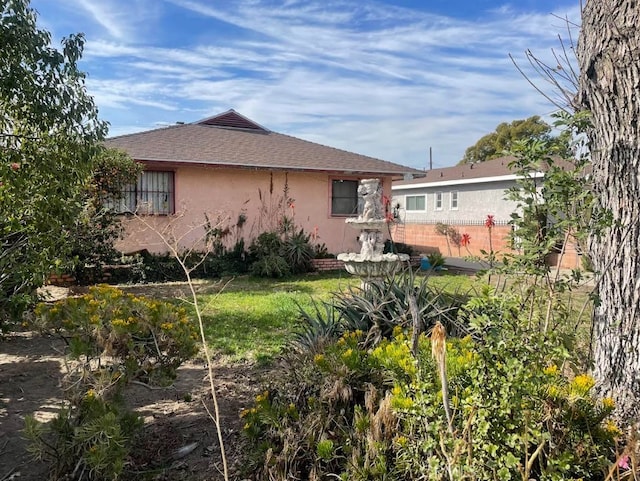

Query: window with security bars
331 179 361 216
107 171 175 215
406 195 425 210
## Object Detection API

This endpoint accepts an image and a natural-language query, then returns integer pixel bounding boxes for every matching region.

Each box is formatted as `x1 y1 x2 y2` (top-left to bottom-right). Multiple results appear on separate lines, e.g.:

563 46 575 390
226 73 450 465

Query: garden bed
0 331 265 480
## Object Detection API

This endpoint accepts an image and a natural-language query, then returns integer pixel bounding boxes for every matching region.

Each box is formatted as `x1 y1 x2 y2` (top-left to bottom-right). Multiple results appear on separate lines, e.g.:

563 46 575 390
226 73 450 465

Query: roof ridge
194 109 270 132
107 122 186 141
273 131 409 169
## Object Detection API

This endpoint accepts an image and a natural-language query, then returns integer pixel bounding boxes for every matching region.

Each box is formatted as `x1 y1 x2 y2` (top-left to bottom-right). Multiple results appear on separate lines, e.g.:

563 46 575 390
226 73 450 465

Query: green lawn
194 271 478 363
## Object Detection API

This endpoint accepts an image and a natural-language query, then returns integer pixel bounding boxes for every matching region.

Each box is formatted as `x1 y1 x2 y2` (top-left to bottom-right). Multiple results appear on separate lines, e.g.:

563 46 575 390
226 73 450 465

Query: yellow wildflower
547 385 561 398
604 419 622 436
341 348 354 361
602 397 615 409
571 374 595 392
392 325 404 339
255 391 269 403
394 436 408 447
544 364 559 376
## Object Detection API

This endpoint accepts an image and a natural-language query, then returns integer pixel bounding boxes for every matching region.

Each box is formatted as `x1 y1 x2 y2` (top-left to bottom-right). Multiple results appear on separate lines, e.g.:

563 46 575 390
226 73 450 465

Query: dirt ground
0 285 268 481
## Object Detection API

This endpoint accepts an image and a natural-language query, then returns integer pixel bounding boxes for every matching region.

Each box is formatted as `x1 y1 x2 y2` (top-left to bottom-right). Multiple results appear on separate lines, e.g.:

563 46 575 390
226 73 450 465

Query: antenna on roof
429 147 433 170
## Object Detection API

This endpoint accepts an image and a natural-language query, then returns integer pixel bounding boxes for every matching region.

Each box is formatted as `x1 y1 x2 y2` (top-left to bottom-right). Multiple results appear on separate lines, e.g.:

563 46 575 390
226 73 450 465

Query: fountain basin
337 252 409 278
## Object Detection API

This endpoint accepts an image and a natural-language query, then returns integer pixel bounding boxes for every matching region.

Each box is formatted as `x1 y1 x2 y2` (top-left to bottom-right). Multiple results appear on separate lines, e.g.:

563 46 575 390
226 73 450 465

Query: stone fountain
337 178 409 287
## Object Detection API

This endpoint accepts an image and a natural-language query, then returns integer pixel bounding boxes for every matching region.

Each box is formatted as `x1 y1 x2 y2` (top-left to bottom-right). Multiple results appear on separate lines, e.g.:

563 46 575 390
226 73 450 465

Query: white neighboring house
391 156 541 226
390 155 582 269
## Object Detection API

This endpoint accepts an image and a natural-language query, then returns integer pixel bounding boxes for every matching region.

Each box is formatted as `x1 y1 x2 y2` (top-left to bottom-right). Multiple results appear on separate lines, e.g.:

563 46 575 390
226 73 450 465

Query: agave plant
283 229 314 274
291 299 343 354
332 267 471 347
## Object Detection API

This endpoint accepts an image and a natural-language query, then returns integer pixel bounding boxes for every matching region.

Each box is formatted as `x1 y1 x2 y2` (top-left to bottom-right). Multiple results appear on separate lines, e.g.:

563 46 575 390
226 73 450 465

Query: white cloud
34 0 581 167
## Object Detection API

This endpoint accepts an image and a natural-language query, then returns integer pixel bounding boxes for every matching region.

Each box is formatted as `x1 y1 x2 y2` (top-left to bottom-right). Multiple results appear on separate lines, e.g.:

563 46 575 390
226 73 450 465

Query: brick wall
311 258 345 271
47 273 77 286
391 223 582 269
312 256 422 272
392 224 513 257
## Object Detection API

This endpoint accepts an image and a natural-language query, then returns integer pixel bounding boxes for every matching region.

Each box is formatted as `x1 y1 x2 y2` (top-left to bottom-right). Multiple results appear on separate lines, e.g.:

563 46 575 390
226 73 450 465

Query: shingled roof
394 156 518 186
393 155 580 188
105 110 420 176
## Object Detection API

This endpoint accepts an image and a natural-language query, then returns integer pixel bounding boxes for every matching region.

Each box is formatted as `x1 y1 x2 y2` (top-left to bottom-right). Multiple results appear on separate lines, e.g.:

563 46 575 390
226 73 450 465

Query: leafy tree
69 149 141 284
577 0 640 422
0 0 107 325
459 115 571 164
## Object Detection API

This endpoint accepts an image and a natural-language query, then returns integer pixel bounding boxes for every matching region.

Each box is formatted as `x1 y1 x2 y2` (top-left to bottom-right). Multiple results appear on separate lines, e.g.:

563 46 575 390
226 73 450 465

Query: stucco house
391 156 582 267
105 110 422 257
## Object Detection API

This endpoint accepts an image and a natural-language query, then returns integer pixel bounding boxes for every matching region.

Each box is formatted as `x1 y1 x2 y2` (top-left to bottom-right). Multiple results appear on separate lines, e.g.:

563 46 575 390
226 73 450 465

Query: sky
29 0 581 169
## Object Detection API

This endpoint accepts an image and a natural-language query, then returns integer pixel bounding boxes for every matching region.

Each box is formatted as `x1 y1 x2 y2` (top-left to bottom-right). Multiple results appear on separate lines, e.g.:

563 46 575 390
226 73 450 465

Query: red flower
461 233 471 247
10 162 20 171
485 214 495 228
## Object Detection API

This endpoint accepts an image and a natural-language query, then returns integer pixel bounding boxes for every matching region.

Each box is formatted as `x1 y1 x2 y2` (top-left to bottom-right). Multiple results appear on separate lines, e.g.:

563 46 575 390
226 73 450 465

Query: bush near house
56 224 327 285
248 229 316 278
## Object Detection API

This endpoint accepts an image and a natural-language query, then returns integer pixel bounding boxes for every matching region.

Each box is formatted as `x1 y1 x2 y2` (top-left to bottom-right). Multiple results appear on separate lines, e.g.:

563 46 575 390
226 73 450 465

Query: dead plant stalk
134 213 230 481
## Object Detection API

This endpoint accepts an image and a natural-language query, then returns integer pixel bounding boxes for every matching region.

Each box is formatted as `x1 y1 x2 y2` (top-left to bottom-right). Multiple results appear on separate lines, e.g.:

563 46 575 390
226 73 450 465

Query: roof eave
134 157 415 176
392 172 545 189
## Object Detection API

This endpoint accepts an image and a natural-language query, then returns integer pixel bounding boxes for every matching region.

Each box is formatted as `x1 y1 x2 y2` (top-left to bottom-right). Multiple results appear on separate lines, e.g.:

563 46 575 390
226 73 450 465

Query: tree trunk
577 0 640 423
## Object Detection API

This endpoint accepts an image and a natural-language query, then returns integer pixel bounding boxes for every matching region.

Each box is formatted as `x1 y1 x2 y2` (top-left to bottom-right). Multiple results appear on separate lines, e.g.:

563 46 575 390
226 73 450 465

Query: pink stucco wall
115 165 394 257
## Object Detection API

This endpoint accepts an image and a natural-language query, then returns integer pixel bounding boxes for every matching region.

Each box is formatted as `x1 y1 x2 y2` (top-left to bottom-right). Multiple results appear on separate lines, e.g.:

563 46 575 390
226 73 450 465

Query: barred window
108 171 174 215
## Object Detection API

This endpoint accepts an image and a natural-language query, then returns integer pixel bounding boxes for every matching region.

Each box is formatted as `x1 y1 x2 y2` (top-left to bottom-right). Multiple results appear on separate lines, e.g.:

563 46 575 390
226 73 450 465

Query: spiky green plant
291 299 343 354
333 268 470 347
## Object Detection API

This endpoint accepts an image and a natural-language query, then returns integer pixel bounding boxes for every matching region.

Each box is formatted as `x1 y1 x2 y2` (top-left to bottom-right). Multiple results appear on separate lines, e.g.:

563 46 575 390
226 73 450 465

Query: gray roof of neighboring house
394 156 518 186
393 155 578 188
105 110 422 176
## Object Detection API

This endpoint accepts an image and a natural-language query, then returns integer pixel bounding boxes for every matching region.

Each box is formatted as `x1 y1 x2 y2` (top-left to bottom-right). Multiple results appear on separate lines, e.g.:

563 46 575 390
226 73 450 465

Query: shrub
283 229 315 274
390 291 618 480
427 251 446 269
384 239 415 256
249 232 283 261
25 392 142 480
248 229 317 278
109 240 250 284
250 253 291 278
34 285 198 384
240 284 623 481
311 242 334 259
26 286 199 480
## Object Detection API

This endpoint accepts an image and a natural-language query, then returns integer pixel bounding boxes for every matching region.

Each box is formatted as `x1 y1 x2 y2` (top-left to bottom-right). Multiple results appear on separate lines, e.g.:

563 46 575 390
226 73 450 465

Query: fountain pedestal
337 179 408 287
